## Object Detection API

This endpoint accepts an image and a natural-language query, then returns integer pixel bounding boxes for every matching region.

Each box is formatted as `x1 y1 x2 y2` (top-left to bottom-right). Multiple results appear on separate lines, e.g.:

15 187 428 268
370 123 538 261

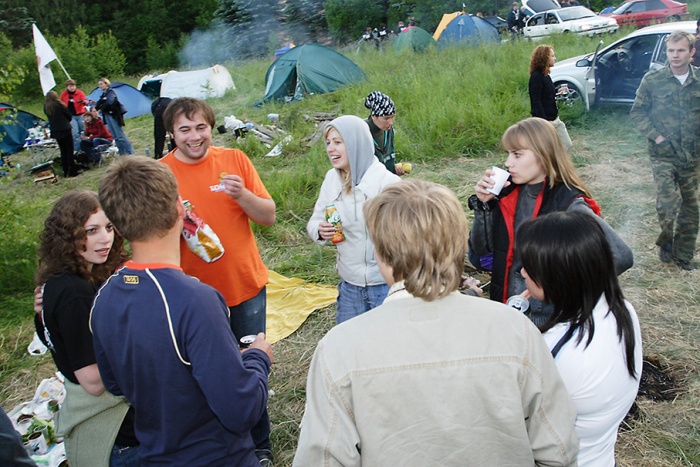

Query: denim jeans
110 444 139 467
70 115 84 150
336 280 389 324
228 286 267 340
104 114 134 155
228 286 270 453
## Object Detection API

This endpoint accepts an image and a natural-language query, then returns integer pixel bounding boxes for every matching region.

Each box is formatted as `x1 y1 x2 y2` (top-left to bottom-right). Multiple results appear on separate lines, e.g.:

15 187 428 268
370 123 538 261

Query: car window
546 13 559 24
646 0 666 10
612 2 633 14
528 13 545 26
628 2 647 13
558 6 596 20
656 34 669 64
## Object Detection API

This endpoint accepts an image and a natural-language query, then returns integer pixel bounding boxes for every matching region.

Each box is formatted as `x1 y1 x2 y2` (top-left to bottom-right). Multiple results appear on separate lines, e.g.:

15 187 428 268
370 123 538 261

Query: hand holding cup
475 166 510 203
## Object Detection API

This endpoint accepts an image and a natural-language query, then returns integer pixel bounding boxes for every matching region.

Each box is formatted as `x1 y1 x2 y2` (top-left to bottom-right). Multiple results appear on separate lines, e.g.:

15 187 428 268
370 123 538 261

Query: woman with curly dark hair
35 190 139 466
529 45 572 150
44 90 76 177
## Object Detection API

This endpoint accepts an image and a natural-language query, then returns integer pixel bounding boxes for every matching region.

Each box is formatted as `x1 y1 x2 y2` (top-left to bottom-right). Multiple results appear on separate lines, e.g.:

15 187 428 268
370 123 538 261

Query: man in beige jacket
294 179 578 466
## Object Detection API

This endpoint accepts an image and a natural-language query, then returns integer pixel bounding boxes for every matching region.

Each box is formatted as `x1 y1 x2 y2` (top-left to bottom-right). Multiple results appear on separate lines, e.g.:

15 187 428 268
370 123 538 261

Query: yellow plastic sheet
266 270 337 344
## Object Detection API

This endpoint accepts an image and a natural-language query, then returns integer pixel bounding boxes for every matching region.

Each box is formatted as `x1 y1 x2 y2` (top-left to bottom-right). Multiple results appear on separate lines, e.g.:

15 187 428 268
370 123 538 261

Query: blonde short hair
501 117 591 196
99 156 179 242
99 77 111 87
364 179 467 301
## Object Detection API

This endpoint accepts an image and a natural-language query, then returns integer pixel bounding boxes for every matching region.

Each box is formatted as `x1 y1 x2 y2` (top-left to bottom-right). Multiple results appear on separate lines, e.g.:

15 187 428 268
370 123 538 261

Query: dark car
602 0 688 28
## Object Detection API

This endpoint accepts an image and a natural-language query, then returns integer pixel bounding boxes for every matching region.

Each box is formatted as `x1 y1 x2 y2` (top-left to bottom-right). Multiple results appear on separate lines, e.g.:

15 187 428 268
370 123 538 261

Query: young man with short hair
294 179 579 466
159 97 276 462
91 156 272 466
631 30 700 270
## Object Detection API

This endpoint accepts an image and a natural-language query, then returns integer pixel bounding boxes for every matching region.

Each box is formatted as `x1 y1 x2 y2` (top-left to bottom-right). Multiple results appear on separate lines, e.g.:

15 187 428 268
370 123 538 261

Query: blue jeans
336 280 389 324
70 115 84 150
104 114 134 155
228 286 270 454
110 444 139 467
80 138 112 162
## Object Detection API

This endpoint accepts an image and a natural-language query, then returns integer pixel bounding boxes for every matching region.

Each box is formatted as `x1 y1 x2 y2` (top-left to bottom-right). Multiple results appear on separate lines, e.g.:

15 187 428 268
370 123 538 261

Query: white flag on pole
32 24 57 95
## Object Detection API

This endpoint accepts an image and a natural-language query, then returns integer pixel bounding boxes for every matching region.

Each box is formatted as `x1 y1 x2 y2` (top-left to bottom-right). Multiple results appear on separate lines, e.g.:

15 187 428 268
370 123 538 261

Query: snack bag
182 201 224 263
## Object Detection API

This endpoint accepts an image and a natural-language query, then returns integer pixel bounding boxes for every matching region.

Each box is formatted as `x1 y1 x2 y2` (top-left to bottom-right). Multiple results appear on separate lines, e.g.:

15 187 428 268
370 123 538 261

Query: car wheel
555 82 582 108
666 15 680 22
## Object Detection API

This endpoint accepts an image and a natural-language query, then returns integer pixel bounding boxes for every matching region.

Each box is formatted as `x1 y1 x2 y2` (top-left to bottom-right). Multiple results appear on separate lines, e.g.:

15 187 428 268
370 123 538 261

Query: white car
550 21 696 109
524 6 619 39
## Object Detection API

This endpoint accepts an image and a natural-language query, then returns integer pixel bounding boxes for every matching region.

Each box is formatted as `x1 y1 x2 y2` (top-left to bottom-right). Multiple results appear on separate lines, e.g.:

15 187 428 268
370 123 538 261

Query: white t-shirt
543 295 642 466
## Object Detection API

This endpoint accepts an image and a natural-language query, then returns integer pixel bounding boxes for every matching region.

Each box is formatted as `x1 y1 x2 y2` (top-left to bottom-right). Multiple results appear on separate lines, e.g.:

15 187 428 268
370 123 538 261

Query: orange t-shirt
160 146 270 306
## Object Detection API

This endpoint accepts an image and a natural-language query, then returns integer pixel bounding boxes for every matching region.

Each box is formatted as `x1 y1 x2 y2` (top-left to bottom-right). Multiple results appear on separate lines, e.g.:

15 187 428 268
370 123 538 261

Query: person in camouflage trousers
630 30 700 271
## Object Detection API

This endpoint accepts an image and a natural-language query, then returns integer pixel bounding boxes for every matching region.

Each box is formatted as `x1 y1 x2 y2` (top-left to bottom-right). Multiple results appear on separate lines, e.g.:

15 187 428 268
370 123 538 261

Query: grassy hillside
1 30 698 465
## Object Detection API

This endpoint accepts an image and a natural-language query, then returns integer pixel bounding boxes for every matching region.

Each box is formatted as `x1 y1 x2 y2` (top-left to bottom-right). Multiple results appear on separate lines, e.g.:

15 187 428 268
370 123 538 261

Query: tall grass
7 30 697 466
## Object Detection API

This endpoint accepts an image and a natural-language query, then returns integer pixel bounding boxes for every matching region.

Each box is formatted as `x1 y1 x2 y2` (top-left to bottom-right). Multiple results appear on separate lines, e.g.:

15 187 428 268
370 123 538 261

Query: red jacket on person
84 118 113 141
60 89 88 116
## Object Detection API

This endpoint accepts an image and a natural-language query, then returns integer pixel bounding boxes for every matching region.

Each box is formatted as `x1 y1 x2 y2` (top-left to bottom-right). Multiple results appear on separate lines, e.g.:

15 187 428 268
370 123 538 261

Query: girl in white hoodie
307 115 400 323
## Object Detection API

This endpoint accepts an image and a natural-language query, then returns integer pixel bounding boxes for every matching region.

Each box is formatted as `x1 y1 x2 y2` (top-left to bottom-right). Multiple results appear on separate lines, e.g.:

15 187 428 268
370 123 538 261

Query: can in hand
325 204 345 244
239 334 256 348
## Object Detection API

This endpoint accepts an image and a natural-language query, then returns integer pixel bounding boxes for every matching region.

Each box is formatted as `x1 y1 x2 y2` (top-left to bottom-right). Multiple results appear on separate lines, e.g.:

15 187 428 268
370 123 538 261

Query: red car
602 0 689 28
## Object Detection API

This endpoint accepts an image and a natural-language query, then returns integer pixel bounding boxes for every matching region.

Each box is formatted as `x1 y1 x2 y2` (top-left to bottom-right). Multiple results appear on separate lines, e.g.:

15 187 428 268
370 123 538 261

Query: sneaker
674 258 696 271
659 242 673 263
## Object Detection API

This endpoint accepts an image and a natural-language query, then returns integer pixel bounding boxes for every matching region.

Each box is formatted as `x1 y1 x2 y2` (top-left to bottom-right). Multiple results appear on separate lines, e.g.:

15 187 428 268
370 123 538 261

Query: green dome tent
262 44 366 103
394 27 436 53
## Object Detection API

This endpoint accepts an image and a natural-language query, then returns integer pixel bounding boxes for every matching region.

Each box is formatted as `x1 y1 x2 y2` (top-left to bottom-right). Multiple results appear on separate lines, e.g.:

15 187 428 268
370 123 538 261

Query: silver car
523 7 618 39
550 21 696 109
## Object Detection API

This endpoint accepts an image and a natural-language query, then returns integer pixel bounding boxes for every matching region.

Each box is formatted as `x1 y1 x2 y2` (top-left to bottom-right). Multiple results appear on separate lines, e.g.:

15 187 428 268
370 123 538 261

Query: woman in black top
44 90 75 177
35 190 139 466
528 45 573 151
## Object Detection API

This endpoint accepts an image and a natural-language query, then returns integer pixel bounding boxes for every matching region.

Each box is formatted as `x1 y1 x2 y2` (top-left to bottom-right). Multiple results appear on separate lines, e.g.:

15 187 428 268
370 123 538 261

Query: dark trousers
152 98 173 158
56 132 75 177
228 287 271 457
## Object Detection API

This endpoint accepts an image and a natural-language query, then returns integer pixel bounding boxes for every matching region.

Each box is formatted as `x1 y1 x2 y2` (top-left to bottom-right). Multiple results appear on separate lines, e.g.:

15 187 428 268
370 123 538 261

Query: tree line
0 0 609 101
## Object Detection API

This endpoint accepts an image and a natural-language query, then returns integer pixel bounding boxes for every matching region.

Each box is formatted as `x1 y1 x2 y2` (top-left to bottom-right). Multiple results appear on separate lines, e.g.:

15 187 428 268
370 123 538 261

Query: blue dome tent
434 13 500 48
87 82 152 119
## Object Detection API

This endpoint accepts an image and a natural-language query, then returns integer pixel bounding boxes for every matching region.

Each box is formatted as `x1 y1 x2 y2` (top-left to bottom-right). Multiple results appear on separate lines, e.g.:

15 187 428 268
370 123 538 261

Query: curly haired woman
529 45 572 150
35 190 139 466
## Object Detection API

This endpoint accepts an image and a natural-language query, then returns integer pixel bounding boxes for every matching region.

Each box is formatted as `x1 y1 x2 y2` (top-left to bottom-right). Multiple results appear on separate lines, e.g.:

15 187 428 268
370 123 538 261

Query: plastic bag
181 201 224 263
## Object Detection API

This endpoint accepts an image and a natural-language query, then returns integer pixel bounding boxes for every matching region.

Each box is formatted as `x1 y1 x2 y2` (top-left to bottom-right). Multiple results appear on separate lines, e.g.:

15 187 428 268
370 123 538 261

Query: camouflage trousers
650 158 700 261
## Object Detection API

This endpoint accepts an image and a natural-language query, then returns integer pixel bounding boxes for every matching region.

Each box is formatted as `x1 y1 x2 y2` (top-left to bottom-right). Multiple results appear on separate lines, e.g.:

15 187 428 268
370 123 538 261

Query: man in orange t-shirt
160 97 276 464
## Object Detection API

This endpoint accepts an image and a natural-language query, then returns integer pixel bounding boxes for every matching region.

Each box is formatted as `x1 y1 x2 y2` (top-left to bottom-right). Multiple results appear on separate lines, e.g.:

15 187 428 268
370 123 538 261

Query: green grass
2 32 699 465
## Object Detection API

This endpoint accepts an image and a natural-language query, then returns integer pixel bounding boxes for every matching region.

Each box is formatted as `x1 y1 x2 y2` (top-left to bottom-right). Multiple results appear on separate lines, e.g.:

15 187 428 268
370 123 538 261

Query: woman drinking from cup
468 117 633 325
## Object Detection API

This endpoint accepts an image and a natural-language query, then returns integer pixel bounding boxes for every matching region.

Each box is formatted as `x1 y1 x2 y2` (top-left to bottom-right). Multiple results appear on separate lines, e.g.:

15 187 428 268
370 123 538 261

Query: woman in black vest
44 90 75 177
468 117 633 325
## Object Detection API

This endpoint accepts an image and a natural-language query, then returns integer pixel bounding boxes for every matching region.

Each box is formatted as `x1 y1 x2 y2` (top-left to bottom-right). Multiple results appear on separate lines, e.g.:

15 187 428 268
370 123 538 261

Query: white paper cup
487 166 510 195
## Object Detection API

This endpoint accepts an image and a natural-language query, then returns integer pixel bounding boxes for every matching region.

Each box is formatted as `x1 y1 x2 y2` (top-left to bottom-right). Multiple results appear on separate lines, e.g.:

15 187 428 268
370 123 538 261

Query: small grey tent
262 44 366 103
87 82 152 118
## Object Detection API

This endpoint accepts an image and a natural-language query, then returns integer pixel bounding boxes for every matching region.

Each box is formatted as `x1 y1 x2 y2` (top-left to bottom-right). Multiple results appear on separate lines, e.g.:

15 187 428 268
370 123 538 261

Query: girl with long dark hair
44 90 75 177
517 210 642 466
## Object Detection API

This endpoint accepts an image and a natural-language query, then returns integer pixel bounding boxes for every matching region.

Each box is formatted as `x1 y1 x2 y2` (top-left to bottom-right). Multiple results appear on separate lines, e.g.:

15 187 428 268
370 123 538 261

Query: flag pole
55 58 71 81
